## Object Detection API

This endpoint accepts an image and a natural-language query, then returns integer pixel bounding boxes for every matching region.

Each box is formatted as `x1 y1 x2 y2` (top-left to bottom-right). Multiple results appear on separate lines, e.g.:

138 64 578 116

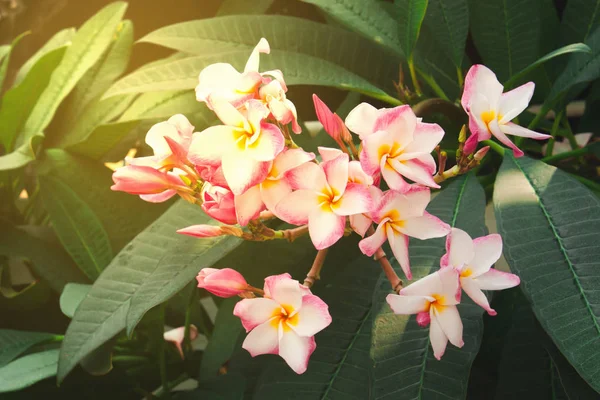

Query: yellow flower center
270 304 299 332
424 294 447 314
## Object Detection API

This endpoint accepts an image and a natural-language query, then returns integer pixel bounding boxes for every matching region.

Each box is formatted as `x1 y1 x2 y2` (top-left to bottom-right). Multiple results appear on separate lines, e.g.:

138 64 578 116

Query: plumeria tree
1 1 600 399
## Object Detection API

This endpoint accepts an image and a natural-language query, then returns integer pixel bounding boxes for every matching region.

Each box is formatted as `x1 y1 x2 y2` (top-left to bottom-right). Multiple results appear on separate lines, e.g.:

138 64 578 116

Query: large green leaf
559 0 600 45
216 0 274 15
40 176 112 280
0 46 67 152
370 173 487 400
57 200 241 383
469 0 541 82
0 134 44 172
60 283 92 318
138 15 399 92
39 149 169 253
298 0 403 55
17 2 127 145
104 49 398 105
0 223 88 292
494 154 600 392
0 32 28 92
119 90 205 122
395 0 429 58
66 119 140 160
14 27 76 86
0 330 56 368
423 0 468 68
0 349 59 393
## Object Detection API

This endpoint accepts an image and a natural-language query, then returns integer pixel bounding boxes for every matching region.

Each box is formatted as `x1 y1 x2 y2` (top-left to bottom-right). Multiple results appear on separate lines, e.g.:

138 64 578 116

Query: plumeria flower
461 64 551 157
260 79 301 133
188 99 284 195
234 148 315 225
276 152 373 249
441 228 520 315
200 183 238 225
177 225 224 238
346 104 444 192
542 132 592 156
111 165 193 203
164 325 198 359
387 267 463 360
233 273 332 374
359 187 450 280
196 268 249 298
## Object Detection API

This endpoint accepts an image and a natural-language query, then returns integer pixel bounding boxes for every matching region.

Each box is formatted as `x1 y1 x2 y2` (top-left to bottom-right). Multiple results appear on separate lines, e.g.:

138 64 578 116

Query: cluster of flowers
111 39 548 373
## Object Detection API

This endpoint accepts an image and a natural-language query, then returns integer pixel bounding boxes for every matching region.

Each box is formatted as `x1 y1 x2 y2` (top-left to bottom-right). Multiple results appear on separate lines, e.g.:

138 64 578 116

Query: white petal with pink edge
373 105 416 146
196 63 241 103
380 159 411 193
285 161 326 191
272 148 315 178
386 294 432 314
331 183 372 216
489 119 524 157
210 97 248 127
243 122 285 162
446 228 475 269
432 305 463 347
401 212 451 240
234 185 264 226
221 153 270 195
475 269 520 291
386 225 412 280
400 270 442 297
498 82 535 123
470 234 503 276
461 278 496 315
290 294 332 337
345 102 379 139
322 153 349 198
278 330 316 374
350 213 372 237
461 64 503 111
140 190 178 203
500 122 551 139
263 273 292 298
242 319 279 357
260 179 292 213
308 209 346 250
234 298 281 331
276 189 319 225
244 38 270 73
402 121 445 154
429 314 449 360
389 157 439 188
188 126 236 166
358 221 387 256
360 130 393 175
263 274 304 310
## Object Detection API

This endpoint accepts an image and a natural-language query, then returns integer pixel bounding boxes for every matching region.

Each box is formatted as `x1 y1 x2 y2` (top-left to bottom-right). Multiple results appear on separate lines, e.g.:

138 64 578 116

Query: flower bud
473 145 490 161
201 183 238 225
196 268 248 298
313 94 341 142
416 311 431 327
458 125 467 144
177 225 223 238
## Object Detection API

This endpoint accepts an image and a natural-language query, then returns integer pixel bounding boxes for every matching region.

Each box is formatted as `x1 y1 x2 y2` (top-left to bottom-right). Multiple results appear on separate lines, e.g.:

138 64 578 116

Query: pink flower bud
177 225 223 238
111 165 186 203
201 183 238 225
313 94 342 142
473 145 490 161
416 311 431 327
196 268 248 297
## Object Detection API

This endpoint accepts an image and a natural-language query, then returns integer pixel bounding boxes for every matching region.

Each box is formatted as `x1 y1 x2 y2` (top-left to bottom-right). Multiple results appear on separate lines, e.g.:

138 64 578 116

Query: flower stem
545 111 564 157
408 54 422 95
303 249 328 288
542 146 590 163
366 227 402 293
481 140 505 156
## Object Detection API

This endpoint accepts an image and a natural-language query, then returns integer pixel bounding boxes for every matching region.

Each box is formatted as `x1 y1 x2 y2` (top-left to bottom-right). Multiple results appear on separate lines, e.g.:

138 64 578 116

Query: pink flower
234 148 315 226
164 325 198 359
177 225 224 238
196 268 249 298
441 228 520 315
346 104 444 191
359 187 450 280
188 99 284 195
110 165 191 203
276 152 373 249
312 94 346 144
461 65 550 157
260 80 301 133
386 268 464 360
233 273 332 374
201 183 238 225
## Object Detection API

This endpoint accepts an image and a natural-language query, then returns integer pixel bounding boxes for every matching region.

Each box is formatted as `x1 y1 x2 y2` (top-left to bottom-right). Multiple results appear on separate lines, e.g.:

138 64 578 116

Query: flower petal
350 213 372 237
244 37 270 73
139 190 178 203
242 319 280 357
402 122 445 155
308 209 345 250
234 298 281 332
475 269 520 291
386 225 412 280
278 330 316 374
461 277 496 315
276 189 319 225
260 178 292 213
432 305 463 348
196 63 241 104
500 122 551 140
177 224 223 238
389 157 440 188
360 130 394 175
188 126 236 166
401 212 450 240
244 122 285 162
498 82 535 123
322 153 349 198
332 183 372 216
318 146 344 162
285 161 326 191
271 148 315 178
358 221 387 256
430 313 449 360
235 185 264 226
210 96 248 127
264 274 304 311
373 188 429 222
470 233 503 276
373 105 416 146
386 294 431 314
345 102 380 139
488 119 524 157
446 228 475 269
380 159 411 192
111 166 183 195
290 294 332 337
400 271 442 297
461 64 504 112
221 153 270 195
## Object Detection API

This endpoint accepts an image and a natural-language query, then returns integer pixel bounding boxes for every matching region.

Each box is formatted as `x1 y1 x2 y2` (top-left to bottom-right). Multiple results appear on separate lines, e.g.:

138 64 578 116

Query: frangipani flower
234 148 315 225
359 187 450 280
196 267 248 298
188 99 284 195
386 268 463 360
200 183 238 225
441 228 520 315
233 273 332 374
346 104 444 191
260 79 301 133
461 64 551 157
111 165 192 203
276 152 373 249
164 325 198 359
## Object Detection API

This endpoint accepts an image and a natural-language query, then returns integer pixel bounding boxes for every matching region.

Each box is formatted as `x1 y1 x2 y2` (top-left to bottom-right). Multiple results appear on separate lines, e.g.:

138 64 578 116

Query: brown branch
303 249 328 288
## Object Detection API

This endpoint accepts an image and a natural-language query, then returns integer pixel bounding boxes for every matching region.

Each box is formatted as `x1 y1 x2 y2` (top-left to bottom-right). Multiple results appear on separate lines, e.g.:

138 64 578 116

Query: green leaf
493 154 600 392
39 149 169 253
0 349 59 393
14 27 75 86
297 0 403 55
59 283 92 318
0 223 88 292
40 176 112 280
175 374 246 400
119 90 204 122
66 119 140 160
104 50 398 105
138 15 399 93
17 2 127 145
216 0 274 15
65 20 133 122
0 330 56 368
370 174 488 399
559 0 600 45
469 0 541 82
57 200 240 383
0 46 66 152
548 26 600 102
253 250 379 398
198 298 243 381
0 134 44 172
395 0 429 58
504 43 591 89
0 32 29 92
423 0 469 67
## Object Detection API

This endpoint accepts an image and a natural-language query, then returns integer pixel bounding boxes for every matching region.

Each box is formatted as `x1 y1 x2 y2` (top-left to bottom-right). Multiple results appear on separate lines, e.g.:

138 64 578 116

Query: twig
303 249 328 288
366 227 402 293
